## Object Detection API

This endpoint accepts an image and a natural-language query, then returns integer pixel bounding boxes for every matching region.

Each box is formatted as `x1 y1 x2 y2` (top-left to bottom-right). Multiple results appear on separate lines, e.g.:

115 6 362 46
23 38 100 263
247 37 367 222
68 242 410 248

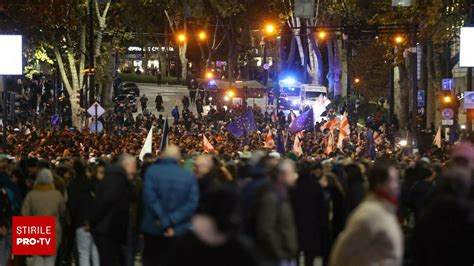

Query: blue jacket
141 158 199 236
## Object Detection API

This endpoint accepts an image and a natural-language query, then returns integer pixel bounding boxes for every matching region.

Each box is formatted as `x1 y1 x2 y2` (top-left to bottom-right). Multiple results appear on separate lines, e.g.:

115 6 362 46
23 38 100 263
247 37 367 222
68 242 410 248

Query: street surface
135 83 197 116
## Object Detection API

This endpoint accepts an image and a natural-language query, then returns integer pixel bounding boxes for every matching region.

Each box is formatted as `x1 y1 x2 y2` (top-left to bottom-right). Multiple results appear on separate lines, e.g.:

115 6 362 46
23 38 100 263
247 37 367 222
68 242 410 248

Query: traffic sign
89 119 103 133
464 92 474 109
87 102 105 118
442 79 454 91
442 119 454 126
51 115 60 127
442 108 454 120
417 90 425 107
417 107 425 115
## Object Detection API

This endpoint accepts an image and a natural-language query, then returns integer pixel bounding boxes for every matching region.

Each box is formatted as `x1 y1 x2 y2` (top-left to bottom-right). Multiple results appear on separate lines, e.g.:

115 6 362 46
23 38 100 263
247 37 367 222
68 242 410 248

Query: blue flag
289 108 314 134
366 128 376 160
160 117 169 152
227 110 257 138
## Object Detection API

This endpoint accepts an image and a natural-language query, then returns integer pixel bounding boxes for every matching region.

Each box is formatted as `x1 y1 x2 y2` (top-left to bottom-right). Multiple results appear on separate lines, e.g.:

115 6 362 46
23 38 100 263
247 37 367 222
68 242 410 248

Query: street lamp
177 33 186 43
317 31 327 40
354 78 361 84
394 35 404 44
265 23 276 35
205 71 214 79
198 31 206 41
443 95 453 104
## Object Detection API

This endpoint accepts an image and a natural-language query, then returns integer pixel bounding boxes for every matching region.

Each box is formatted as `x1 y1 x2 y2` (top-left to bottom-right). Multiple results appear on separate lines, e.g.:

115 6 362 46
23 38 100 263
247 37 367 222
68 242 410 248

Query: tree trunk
433 49 444 124
427 41 436 127
308 32 323 85
419 42 428 128
327 37 335 96
79 28 86 91
285 35 297 69
333 39 343 97
397 64 410 129
179 43 188 81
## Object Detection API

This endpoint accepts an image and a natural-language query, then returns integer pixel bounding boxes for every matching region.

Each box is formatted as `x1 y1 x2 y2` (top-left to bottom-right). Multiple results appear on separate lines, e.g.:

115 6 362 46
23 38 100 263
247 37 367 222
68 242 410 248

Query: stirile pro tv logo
12 216 56 255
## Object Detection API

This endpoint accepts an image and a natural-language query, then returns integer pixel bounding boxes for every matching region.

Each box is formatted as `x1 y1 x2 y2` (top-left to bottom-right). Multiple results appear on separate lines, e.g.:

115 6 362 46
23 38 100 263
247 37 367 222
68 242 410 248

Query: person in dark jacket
155 94 164 112
68 159 99 266
408 161 435 221
169 185 258 266
172 106 180 123
255 159 298 266
291 160 326 266
344 163 366 213
91 154 137 266
0 176 12 266
413 167 474 266
141 145 199 266
182 96 190 110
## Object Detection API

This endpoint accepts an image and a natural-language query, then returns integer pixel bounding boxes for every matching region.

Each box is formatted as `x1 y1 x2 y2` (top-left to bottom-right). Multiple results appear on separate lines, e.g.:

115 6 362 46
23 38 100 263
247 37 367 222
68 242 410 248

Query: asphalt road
135 83 196 116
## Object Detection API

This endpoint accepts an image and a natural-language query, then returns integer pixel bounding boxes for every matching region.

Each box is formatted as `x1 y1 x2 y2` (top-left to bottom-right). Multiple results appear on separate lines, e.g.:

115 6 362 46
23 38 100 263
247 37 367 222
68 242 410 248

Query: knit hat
35 169 54 185
451 142 474 163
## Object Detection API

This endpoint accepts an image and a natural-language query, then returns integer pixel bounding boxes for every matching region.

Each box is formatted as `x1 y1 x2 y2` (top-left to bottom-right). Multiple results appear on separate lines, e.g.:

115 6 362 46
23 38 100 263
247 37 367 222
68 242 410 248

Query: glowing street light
265 23 276 35
394 35 404 44
198 31 206 41
443 95 452 104
227 90 235 98
177 33 186 43
205 71 214 79
317 31 327 39
354 78 361 84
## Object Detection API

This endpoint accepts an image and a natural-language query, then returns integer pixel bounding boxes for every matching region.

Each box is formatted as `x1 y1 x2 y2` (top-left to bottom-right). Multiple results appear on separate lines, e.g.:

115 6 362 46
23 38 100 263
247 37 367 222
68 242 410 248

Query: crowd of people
1 77 473 266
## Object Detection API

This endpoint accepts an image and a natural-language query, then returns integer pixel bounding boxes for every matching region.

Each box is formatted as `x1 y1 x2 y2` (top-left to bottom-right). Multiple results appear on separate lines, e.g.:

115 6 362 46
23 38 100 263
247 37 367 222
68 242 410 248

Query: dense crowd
1 77 473 266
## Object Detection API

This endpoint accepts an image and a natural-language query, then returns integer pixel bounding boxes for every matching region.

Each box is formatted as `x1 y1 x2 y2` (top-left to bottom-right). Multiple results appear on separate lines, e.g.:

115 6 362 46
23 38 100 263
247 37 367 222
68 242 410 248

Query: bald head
162 145 181 161
194 154 214 179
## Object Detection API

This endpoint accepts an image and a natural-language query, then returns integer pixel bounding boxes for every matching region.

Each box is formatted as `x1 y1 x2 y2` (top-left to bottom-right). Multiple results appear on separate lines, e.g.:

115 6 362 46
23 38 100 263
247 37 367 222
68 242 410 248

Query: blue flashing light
291 99 299 105
280 77 297 85
208 80 216 86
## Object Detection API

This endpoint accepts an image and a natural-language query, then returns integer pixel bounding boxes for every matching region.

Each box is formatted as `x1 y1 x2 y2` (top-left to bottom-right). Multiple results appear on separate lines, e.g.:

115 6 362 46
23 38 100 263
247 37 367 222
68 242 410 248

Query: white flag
139 126 154 161
433 126 442 148
203 135 215 153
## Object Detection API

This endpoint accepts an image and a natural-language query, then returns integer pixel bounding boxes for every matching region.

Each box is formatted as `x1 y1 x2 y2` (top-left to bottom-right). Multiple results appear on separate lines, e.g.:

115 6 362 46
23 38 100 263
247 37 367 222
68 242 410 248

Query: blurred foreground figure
22 169 66 266
169 185 258 266
91 154 137 266
413 168 474 266
141 145 199 266
255 159 299 266
329 161 403 266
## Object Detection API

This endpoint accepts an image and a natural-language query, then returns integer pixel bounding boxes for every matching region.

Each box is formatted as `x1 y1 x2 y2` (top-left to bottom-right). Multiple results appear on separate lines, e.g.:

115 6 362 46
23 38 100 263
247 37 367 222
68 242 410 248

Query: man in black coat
291 161 326 266
413 168 474 266
91 154 137 266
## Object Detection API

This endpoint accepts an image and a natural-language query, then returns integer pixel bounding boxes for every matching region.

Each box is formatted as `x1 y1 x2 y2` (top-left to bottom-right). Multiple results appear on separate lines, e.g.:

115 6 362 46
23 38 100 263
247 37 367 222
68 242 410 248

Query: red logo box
12 216 56 255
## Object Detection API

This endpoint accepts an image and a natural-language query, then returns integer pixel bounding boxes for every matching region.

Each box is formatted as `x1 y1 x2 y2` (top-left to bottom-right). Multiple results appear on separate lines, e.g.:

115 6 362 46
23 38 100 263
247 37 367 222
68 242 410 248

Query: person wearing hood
141 145 199 266
22 168 66 266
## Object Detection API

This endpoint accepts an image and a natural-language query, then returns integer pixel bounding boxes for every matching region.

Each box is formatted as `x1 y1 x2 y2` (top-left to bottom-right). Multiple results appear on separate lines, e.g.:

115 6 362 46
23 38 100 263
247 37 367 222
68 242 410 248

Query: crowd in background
0 75 473 266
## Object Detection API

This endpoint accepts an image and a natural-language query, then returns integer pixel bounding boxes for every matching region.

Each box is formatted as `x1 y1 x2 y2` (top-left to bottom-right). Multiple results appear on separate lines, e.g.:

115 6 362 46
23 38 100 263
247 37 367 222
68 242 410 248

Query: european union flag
366 128 376 160
227 110 257 138
289 108 314 134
